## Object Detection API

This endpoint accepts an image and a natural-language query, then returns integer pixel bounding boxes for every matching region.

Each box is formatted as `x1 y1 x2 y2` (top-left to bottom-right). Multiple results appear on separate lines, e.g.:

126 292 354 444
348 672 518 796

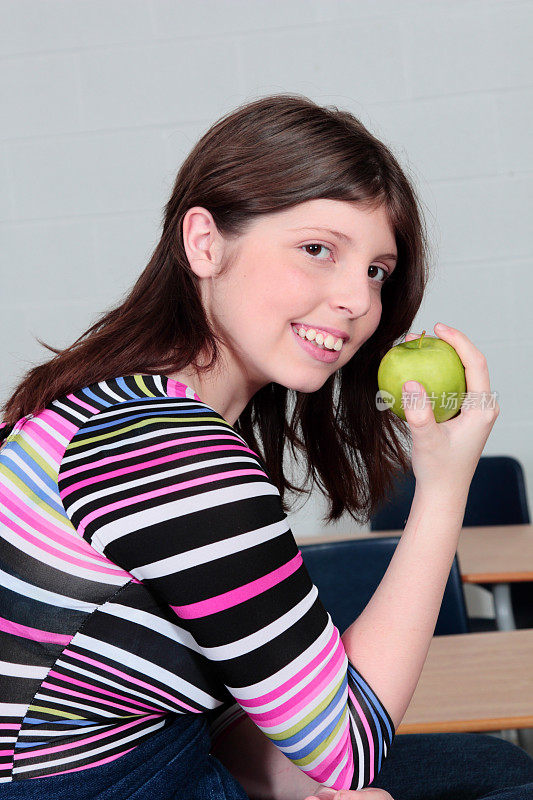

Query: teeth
293 325 343 351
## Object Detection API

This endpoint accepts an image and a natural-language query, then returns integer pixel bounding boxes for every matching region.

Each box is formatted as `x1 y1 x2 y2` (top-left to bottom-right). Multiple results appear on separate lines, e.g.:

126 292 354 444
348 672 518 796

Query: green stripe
0 463 74 524
292 707 348 767
268 673 345 742
28 705 87 720
133 375 157 397
66 415 224 450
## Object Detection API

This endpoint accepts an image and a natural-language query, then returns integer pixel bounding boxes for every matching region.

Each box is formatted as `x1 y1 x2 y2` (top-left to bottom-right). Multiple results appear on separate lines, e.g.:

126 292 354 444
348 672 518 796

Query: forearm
211 714 323 800
341 484 468 730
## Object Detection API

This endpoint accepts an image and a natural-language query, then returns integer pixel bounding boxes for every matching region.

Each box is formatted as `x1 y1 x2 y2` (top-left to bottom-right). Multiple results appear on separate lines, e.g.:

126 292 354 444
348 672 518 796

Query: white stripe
51 398 90 423
201 586 318 662
0 660 48 679
0 567 97 612
18 724 105 737
228 618 334 699
0 523 127 586
2 449 58 505
31 415 69 448
349 707 365 789
232 618 341 715
66 453 261 519
279 706 347 772
322 746 351 789
74 633 219 709
0 736 16 743
131 517 288 580
12 719 167 773
0 702 28 717
0 493 124 571
100 603 200 652
60 420 245 466
280 685 348 754
252 659 347 736
54 658 175 713
99 380 128 403
93 480 278 551
33 692 118 719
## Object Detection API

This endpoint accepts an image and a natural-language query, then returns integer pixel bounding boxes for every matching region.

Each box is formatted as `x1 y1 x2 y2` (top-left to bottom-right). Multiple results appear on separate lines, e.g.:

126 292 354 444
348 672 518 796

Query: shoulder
57 376 280 550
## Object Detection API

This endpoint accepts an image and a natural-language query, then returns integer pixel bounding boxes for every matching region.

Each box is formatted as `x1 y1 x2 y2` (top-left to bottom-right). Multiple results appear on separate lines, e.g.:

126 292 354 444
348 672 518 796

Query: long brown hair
2 93 431 525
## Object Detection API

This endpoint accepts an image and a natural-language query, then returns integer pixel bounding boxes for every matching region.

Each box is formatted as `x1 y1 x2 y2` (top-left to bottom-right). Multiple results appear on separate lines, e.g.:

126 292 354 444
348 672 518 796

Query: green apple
377 330 466 423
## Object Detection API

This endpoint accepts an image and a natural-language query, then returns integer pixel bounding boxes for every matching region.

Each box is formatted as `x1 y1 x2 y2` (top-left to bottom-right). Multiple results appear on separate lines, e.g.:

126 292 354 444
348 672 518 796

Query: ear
182 206 225 279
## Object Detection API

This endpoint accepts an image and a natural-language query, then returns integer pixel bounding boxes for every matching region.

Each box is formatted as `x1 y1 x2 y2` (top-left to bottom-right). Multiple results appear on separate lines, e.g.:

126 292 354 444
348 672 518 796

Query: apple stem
418 330 426 348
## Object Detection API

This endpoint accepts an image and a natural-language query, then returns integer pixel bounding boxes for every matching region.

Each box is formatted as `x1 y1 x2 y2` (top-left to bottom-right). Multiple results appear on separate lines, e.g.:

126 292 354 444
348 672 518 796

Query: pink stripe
61 442 254 490
63 649 198 713
0 615 71 645
24 424 64 463
67 395 98 413
40 680 151 715
14 715 160 760
30 746 135 777
0 750 13 756
0 484 113 562
40 408 78 440
172 552 303 620
76 468 266 536
348 685 375 784
0 724 21 730
0 509 128 577
47 670 162 712
235 626 339 707
59 434 254 480
311 723 351 786
247 647 345 727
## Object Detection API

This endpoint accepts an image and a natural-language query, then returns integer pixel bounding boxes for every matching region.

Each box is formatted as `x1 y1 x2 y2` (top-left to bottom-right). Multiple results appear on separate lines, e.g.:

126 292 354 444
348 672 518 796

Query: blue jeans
0 714 247 800
1 717 532 799
371 731 533 799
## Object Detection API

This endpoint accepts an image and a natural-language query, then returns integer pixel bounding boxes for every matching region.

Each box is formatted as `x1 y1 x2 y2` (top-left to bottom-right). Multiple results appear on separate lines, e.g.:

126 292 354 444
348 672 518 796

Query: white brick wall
1 2 532 620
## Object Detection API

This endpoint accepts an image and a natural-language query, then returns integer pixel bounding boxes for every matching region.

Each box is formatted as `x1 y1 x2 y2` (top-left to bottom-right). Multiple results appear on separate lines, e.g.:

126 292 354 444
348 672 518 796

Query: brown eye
369 264 390 283
301 244 332 260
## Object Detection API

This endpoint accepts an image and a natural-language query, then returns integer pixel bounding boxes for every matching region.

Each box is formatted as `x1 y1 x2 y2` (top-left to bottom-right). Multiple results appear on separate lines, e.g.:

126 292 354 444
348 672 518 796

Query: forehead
268 198 391 229
262 198 396 249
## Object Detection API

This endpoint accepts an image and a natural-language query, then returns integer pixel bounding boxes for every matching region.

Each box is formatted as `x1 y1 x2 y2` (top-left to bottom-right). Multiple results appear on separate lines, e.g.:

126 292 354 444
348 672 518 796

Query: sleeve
58 403 395 791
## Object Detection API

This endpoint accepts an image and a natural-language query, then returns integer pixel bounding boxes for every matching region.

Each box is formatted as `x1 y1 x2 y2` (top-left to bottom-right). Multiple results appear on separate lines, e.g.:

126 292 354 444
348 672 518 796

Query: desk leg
491 585 531 752
492 583 517 631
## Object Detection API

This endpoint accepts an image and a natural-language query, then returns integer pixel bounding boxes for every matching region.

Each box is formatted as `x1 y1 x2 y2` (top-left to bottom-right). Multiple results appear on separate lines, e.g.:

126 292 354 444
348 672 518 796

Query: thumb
402 381 434 429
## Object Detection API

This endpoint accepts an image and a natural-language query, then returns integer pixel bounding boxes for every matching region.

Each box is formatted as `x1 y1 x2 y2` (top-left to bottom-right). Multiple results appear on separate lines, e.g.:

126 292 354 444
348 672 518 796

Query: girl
1 94 532 800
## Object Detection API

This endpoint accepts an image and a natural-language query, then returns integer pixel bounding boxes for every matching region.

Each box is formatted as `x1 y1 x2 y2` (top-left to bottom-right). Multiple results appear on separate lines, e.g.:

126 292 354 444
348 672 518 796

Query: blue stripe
0 443 62 503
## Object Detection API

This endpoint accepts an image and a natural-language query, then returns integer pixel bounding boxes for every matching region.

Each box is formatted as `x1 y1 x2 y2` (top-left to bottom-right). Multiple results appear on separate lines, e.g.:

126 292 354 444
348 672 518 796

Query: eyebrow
288 226 398 263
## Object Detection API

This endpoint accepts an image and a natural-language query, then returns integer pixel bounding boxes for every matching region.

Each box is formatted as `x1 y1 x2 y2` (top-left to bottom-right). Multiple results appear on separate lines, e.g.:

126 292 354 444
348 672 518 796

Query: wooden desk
397 629 533 735
296 524 533 631
296 524 533 584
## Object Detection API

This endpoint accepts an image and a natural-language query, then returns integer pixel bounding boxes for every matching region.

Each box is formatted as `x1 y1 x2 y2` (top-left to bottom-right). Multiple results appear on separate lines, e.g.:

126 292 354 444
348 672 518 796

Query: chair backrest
370 456 530 531
300 536 470 637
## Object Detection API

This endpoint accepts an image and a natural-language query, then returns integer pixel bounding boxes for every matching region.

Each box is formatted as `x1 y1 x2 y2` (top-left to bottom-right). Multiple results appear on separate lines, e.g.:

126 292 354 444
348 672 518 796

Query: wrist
411 482 469 520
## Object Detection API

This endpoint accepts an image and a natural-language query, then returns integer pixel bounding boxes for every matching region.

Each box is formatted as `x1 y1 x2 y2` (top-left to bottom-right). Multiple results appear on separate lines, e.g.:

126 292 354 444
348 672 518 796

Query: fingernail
404 381 420 392
436 322 449 331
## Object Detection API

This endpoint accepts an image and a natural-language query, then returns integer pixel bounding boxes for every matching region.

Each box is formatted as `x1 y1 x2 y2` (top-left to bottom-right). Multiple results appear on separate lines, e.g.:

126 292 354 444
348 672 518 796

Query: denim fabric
0 714 248 800
370 732 533 799
2 720 532 799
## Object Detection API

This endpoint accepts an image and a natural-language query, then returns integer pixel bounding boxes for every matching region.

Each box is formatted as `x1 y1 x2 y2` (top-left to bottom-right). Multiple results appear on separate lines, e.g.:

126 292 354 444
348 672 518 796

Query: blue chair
300 536 469 637
369 456 532 631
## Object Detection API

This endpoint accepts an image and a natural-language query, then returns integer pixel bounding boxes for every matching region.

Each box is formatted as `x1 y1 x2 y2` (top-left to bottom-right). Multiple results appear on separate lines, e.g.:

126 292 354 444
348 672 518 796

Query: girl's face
206 198 397 398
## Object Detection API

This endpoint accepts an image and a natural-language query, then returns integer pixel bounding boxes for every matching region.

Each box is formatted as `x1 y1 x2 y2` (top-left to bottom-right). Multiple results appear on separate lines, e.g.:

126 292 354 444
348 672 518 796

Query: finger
402 380 436 430
433 323 492 397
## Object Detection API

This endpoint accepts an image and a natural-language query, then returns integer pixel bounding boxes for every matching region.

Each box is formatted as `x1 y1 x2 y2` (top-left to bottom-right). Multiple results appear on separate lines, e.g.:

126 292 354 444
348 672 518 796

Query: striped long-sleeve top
0 374 395 789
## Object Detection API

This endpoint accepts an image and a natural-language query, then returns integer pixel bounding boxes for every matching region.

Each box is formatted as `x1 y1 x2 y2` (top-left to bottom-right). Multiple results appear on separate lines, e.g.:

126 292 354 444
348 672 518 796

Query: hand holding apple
377 329 466 423
378 323 500 498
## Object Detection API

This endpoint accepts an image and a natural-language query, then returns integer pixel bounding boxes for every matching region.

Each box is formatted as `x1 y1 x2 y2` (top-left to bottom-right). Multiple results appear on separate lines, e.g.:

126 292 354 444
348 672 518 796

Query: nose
332 269 373 318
